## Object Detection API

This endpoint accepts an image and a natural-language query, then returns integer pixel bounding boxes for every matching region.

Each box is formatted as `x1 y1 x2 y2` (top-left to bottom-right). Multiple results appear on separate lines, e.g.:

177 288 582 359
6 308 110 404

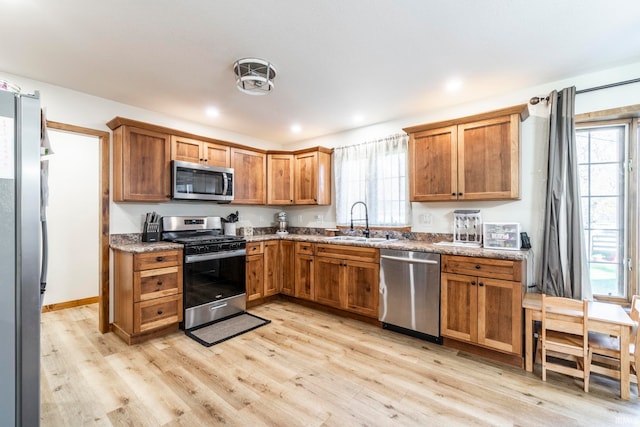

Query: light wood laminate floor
41 301 639 426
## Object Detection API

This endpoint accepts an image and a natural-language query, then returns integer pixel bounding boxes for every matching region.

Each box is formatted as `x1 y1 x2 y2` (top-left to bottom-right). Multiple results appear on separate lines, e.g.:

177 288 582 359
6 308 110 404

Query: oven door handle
185 248 247 263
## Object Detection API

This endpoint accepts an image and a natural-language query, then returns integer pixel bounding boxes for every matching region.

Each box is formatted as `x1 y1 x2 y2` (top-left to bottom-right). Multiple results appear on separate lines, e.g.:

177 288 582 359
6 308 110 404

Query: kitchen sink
326 236 396 243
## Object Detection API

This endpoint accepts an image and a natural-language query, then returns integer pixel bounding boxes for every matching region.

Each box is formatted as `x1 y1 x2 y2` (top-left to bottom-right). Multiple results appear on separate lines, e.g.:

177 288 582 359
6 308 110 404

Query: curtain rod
575 77 640 94
529 77 640 105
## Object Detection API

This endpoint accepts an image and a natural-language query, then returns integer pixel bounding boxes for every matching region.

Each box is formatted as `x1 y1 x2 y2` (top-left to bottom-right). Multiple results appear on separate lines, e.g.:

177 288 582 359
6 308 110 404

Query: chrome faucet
350 201 370 238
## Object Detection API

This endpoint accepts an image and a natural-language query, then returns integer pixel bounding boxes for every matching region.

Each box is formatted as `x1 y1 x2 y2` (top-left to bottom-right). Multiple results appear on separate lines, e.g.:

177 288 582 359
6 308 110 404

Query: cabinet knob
471 281 476 286
157 310 163 315
458 192 463 196
479 282 484 287
475 265 481 269
156 256 164 262
451 192 456 196
156 280 163 286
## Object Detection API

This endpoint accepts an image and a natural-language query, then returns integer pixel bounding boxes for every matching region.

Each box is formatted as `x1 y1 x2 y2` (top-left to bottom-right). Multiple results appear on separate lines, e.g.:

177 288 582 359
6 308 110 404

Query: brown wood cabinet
267 148 332 205
440 255 523 355
405 105 524 202
246 240 282 301
113 249 183 344
294 149 332 205
267 153 294 205
314 244 380 318
279 240 295 296
171 135 230 167
111 124 171 202
294 242 315 300
231 147 267 204
246 242 264 301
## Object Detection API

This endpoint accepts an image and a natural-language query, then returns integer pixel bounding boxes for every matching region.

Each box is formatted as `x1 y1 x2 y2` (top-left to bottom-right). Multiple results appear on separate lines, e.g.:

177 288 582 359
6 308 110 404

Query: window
576 120 636 299
333 134 410 227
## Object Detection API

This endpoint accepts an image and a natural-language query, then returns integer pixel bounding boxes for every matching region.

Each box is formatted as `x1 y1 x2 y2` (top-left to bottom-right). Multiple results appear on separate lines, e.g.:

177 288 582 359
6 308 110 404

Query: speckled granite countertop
110 233 183 253
110 232 529 261
246 234 529 261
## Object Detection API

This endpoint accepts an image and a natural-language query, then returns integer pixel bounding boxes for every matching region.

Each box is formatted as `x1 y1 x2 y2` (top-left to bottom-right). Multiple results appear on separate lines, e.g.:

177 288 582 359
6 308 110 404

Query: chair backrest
541 295 588 342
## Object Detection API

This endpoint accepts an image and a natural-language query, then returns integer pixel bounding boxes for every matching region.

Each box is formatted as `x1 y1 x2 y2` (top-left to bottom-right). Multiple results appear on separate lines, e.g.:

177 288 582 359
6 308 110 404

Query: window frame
576 117 638 303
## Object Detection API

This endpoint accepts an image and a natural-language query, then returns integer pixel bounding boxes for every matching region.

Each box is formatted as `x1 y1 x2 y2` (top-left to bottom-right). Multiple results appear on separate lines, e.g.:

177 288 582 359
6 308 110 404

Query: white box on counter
483 222 521 250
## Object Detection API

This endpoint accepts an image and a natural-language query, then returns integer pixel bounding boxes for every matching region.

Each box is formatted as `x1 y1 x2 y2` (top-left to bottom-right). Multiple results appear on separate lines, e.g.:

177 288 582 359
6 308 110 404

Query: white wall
44 130 100 305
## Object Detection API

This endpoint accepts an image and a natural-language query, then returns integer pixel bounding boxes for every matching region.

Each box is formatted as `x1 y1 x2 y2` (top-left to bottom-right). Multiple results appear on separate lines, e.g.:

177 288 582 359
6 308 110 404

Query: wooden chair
540 294 592 392
589 295 639 392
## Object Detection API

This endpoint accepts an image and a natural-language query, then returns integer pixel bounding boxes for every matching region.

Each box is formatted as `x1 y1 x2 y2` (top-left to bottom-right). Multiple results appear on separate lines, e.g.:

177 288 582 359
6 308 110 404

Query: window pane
576 124 627 298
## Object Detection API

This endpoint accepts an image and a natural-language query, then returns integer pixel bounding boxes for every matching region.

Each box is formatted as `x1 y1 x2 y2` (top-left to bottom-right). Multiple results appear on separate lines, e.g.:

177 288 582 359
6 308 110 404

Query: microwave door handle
222 173 229 195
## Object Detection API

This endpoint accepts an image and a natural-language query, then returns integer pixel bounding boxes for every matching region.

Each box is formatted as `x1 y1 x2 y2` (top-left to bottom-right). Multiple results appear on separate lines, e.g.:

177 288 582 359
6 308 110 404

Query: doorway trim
46 121 110 333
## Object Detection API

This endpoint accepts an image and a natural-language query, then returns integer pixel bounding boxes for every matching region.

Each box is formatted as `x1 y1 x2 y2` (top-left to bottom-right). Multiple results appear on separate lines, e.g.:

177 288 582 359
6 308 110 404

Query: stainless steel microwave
172 160 234 202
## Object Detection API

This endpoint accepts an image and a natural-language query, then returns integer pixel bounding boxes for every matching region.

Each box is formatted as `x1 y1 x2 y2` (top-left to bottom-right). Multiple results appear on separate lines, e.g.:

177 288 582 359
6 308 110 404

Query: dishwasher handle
380 254 439 265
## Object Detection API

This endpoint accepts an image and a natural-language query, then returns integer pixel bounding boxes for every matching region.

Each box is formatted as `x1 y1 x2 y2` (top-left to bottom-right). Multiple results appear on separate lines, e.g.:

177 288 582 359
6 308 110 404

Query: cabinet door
231 148 266 204
440 272 477 343
246 254 264 301
267 154 294 205
263 240 280 297
171 135 203 163
204 142 230 167
295 254 315 300
477 278 522 354
345 260 379 318
457 114 519 200
294 151 331 205
409 126 457 201
114 126 171 202
314 257 344 308
280 240 295 296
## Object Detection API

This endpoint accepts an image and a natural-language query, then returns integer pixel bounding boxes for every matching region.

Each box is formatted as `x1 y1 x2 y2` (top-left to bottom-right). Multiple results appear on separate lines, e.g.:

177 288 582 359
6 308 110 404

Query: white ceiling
2 0 640 145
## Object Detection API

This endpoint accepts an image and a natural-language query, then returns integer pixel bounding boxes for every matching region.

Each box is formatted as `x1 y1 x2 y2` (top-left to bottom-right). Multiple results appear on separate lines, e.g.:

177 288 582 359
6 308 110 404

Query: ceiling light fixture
233 58 277 95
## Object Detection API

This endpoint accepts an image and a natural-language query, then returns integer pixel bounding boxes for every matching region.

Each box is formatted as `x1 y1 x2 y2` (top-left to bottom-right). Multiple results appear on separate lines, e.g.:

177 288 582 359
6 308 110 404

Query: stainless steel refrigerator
0 88 42 426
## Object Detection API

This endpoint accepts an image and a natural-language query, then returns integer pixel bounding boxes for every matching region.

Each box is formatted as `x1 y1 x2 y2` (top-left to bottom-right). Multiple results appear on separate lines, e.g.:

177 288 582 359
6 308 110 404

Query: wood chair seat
588 295 639 391
540 295 591 392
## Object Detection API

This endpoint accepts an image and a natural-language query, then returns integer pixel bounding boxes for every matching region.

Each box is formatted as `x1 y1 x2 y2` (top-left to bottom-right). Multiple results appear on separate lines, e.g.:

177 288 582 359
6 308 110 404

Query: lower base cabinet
113 249 183 344
315 244 380 318
441 255 523 356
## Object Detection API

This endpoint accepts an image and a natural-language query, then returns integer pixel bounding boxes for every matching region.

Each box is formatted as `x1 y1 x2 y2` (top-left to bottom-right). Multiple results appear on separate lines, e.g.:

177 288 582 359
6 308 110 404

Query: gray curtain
539 87 591 299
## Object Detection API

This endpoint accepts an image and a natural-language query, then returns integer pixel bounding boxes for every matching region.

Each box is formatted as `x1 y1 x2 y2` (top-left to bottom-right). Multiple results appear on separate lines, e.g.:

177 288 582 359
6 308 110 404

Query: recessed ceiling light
445 78 463 92
206 107 219 117
353 114 364 124
291 124 302 133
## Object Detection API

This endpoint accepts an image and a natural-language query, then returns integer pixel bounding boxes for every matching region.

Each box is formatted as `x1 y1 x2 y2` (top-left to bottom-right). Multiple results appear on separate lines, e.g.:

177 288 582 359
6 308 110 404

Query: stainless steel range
162 216 246 330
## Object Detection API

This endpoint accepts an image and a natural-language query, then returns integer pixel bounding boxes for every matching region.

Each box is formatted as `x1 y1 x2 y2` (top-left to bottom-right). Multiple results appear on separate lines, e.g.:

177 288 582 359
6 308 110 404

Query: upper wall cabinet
171 135 230 168
267 148 332 205
405 105 526 202
294 149 332 205
267 153 294 205
231 147 267 205
109 121 171 202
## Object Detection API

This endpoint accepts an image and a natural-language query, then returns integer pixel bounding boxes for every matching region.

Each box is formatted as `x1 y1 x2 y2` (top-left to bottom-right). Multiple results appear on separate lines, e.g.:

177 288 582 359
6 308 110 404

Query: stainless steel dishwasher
379 249 441 343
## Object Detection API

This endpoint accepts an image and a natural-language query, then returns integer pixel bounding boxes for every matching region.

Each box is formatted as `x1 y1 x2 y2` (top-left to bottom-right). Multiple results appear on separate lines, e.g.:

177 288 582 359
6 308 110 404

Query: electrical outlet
298 215 303 224
420 213 432 225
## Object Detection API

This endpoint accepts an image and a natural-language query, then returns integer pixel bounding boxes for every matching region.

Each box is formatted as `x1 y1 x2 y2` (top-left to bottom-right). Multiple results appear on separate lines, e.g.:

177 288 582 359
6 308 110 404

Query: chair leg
583 351 592 393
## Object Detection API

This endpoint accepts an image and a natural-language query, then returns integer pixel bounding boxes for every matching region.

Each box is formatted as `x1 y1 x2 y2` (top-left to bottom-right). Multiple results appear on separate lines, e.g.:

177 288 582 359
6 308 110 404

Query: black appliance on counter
162 216 246 330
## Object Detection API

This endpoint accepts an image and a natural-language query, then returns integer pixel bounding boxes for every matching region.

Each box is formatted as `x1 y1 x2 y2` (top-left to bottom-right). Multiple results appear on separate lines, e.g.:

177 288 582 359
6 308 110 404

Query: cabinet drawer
246 241 264 255
295 241 315 255
134 250 181 270
134 294 183 333
316 243 379 263
441 255 521 281
134 266 182 301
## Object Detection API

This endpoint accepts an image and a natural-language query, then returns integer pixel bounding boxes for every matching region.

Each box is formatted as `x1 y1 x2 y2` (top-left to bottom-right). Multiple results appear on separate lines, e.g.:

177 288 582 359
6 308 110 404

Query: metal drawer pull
209 302 228 311
475 265 481 269
156 256 164 262
380 255 438 265
157 310 163 315
156 280 163 286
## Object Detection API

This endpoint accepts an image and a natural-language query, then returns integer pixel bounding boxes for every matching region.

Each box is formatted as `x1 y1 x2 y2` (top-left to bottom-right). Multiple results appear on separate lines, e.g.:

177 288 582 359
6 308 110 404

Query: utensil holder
224 223 237 236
